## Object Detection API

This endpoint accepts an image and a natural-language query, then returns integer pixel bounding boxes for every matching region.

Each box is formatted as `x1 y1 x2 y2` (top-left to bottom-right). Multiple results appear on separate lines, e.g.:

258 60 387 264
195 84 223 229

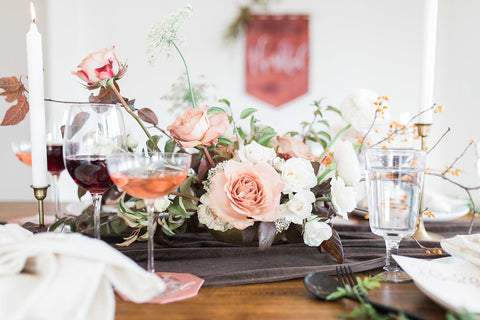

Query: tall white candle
417 0 438 124
26 2 48 187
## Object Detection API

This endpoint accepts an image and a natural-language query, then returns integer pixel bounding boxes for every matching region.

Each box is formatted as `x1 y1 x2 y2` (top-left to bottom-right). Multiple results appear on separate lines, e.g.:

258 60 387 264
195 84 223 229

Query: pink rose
208 160 284 229
277 136 314 160
167 105 229 148
73 46 126 87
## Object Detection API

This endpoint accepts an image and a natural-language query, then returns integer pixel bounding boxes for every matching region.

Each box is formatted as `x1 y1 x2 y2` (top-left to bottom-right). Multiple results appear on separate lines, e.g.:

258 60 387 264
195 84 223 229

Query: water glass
364 148 426 282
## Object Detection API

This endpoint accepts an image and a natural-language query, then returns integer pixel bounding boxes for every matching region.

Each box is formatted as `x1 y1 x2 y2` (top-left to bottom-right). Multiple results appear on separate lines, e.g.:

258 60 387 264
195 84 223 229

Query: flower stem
172 41 197 109
203 148 215 168
108 83 160 152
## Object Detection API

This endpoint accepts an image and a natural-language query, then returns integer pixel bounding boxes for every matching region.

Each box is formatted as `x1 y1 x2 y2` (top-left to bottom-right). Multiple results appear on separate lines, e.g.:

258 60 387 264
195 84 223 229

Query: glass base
375 269 413 283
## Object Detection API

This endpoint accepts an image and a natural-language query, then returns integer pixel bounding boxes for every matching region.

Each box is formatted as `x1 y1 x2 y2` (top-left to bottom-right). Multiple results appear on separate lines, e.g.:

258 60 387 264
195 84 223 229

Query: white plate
423 204 470 222
394 255 480 314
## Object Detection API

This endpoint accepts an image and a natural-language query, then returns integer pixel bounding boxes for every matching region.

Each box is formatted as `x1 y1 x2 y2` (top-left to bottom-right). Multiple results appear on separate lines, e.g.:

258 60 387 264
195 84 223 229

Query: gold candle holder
31 184 50 227
414 124 443 241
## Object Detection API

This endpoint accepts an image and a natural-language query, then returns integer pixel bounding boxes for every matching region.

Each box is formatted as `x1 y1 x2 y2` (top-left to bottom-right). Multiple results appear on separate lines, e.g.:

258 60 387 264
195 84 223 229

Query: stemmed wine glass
107 152 191 272
45 101 68 220
63 103 126 239
364 148 426 282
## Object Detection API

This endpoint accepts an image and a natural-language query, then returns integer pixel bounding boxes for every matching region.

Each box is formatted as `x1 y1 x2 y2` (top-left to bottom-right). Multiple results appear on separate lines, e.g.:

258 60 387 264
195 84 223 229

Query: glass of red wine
45 101 68 220
63 103 126 239
107 152 191 272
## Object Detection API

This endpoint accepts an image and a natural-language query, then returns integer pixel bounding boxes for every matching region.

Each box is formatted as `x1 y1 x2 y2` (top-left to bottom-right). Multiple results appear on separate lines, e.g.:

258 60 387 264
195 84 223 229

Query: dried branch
427 127 451 154
441 140 475 175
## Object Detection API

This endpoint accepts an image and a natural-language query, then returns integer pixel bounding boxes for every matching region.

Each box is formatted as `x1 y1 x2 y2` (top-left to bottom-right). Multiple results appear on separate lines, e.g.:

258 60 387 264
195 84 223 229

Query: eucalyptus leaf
217 137 233 145
327 105 342 116
218 98 230 107
240 108 257 119
207 107 226 115
256 133 276 146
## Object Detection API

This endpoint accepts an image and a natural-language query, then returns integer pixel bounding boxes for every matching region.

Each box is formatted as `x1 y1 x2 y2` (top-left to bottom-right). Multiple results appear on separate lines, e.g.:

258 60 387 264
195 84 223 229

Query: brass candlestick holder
414 123 443 241
31 184 50 227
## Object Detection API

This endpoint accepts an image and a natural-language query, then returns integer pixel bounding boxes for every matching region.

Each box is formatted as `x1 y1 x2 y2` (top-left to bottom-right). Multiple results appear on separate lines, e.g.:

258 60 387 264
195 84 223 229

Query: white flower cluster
146 5 193 62
197 194 232 232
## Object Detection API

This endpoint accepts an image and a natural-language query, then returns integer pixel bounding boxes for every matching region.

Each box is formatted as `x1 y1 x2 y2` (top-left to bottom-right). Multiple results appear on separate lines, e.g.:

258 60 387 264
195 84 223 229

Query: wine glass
45 101 68 220
364 148 426 282
12 141 32 166
106 152 191 272
63 103 126 239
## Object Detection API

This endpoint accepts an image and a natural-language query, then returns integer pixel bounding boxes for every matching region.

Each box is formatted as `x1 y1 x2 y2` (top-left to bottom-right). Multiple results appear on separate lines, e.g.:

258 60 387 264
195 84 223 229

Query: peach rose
208 160 284 229
277 136 314 160
167 105 229 148
73 46 126 87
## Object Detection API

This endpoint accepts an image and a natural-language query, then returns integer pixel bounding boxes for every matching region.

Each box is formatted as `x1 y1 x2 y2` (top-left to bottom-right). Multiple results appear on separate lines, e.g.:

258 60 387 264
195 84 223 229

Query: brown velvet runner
107 220 479 287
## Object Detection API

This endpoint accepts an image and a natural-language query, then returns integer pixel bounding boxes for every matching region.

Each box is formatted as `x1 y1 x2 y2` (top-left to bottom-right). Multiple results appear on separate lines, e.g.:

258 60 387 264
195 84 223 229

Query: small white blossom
330 176 357 219
271 157 285 171
281 158 317 193
274 218 291 233
238 141 276 164
154 198 170 212
303 220 332 247
340 89 384 133
146 5 193 62
126 134 139 149
334 140 361 187
280 190 316 224
197 194 232 232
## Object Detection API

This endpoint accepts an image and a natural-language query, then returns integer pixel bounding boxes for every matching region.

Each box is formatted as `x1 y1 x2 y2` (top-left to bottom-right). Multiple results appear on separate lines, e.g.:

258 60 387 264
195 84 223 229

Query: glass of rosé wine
63 103 126 239
107 152 191 272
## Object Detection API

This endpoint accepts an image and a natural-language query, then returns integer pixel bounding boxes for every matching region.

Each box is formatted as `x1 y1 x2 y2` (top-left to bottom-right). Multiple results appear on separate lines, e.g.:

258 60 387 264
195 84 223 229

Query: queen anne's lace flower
146 5 193 62
303 220 332 246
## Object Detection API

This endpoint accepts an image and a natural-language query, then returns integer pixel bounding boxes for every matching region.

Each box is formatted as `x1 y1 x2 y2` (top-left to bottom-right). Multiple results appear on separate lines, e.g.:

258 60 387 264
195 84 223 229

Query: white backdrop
1 0 479 204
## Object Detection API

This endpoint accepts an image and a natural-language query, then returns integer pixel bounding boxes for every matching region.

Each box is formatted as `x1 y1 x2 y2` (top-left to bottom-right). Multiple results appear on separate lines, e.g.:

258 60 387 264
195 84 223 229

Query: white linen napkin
441 233 480 267
0 224 166 320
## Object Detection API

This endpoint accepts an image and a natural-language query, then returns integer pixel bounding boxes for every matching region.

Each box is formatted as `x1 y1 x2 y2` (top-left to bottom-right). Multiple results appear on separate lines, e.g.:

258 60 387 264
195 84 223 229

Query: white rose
334 140 361 187
330 176 357 219
281 158 317 193
303 220 332 247
340 89 390 133
238 141 276 164
280 190 316 224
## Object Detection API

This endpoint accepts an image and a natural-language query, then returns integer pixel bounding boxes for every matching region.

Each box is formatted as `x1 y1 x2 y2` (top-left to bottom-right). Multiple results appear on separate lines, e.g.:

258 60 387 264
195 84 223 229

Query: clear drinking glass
364 148 426 282
45 101 68 220
63 103 126 239
106 152 191 272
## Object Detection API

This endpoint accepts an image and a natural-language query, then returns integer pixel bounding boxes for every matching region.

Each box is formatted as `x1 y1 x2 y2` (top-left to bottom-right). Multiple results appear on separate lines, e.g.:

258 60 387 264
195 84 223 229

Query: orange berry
382 145 388 149
367 142 371 146
426 250 431 256
384 96 390 101
472 139 477 143
325 147 330 152
364 214 369 219
375 129 379 133
374 102 379 105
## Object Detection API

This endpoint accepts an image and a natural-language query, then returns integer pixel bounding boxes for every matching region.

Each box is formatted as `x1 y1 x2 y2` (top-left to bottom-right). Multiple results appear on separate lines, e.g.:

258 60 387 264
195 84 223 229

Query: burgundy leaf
138 108 158 125
321 228 345 263
258 221 277 250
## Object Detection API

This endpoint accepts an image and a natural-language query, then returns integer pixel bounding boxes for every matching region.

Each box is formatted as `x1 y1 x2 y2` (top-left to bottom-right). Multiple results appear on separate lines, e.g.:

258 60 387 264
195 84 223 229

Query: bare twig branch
427 127 451 154
440 140 475 175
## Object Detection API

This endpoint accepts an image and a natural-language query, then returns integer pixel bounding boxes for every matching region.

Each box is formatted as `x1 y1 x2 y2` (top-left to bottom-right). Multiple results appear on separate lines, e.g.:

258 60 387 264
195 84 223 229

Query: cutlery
304 266 427 320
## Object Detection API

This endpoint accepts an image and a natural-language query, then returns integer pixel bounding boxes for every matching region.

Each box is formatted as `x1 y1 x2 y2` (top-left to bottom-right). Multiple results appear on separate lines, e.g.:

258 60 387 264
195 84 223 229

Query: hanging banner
246 14 309 107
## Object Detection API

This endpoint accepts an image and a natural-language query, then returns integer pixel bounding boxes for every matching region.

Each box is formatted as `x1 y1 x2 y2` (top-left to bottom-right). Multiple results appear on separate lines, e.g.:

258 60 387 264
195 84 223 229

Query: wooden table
0 202 448 319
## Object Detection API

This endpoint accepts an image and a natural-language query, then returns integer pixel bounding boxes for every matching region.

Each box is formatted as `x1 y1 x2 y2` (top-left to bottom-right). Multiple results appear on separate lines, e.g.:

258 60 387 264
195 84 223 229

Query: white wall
0 0 479 203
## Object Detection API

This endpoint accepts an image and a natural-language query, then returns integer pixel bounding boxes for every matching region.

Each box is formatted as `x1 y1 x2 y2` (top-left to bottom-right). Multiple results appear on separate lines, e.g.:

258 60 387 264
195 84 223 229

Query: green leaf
218 98 230 107
168 201 189 217
255 133 277 146
237 127 246 141
164 139 176 153
207 107 226 115
240 108 257 119
110 218 128 234
317 131 332 141
217 137 233 145
259 126 276 135
326 105 342 116
146 135 161 153
48 217 67 232
318 120 330 128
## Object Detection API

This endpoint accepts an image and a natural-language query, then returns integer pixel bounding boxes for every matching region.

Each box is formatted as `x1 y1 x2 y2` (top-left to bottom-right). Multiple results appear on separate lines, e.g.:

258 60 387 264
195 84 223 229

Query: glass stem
52 174 61 220
91 193 103 239
384 238 401 272
144 199 156 273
